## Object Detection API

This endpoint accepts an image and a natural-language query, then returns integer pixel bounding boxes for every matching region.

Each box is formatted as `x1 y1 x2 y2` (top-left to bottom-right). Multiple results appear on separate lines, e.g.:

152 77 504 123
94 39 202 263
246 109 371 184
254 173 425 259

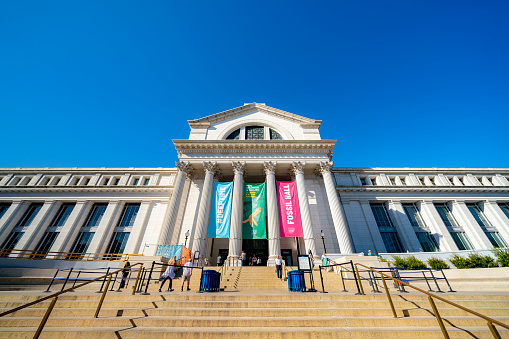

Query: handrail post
45 269 60 292
318 265 327 293
339 266 347 292
353 264 365 295
72 271 81 289
33 296 58 339
94 274 112 318
428 268 442 292
141 261 155 295
60 268 73 292
487 321 502 339
428 295 450 339
97 268 110 293
132 264 143 295
381 275 397 318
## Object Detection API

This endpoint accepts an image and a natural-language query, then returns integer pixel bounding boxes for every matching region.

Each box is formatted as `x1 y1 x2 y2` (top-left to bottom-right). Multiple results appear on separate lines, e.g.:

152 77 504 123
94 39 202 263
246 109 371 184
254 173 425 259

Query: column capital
176 161 194 176
291 161 305 176
317 161 333 174
203 161 217 174
263 161 277 175
232 161 246 175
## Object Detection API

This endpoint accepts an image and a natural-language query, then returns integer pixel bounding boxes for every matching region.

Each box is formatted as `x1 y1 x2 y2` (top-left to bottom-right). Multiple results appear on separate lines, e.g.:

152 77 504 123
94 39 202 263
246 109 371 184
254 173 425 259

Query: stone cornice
0 168 178 175
336 186 509 193
173 140 336 155
0 186 174 193
331 168 509 174
187 103 321 127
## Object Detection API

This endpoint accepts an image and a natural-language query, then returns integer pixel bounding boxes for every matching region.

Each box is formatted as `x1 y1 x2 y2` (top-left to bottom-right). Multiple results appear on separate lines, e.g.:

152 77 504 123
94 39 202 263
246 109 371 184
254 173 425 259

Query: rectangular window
371 204 394 228
467 203 492 228
246 126 264 140
360 178 366 185
402 203 427 228
450 232 473 250
83 203 107 227
434 203 459 228
143 178 150 185
416 232 439 252
33 232 59 257
0 232 24 251
499 203 509 219
114 178 120 185
15 203 43 227
49 203 75 227
105 232 130 254
485 232 508 248
380 232 405 253
69 232 95 255
117 203 140 228
133 178 139 185
0 203 11 219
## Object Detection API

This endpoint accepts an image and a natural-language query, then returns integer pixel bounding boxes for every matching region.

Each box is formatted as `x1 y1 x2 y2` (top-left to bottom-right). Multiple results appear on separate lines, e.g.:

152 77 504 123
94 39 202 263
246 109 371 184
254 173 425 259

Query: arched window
226 129 240 140
225 126 284 140
246 126 264 140
270 129 283 140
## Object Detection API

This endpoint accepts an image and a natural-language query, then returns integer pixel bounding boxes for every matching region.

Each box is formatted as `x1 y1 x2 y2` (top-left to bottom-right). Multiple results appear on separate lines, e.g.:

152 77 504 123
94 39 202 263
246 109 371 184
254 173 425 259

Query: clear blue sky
1 1 508 169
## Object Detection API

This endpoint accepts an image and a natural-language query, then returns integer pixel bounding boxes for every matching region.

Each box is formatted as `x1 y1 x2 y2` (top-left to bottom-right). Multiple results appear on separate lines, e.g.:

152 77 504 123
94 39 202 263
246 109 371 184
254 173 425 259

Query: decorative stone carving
203 161 217 174
263 161 277 175
291 161 305 176
232 161 246 175
319 161 333 173
176 161 193 176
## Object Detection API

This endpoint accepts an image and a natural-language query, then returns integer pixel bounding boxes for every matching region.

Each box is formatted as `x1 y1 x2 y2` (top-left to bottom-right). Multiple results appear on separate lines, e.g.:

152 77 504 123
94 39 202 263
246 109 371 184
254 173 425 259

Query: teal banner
207 182 233 238
242 183 267 239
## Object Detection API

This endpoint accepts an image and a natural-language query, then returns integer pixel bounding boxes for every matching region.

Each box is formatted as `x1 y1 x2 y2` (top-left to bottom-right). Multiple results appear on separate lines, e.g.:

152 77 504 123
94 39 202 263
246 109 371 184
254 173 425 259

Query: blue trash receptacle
288 270 305 292
200 270 220 292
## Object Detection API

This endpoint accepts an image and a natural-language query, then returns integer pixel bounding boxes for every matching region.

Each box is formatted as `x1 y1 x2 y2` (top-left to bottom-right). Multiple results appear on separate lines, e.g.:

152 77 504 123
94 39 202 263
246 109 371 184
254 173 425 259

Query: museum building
0 103 508 266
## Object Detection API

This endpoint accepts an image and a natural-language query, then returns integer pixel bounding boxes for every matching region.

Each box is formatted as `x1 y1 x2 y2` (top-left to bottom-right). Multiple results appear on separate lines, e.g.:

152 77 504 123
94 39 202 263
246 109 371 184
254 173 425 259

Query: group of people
158 256 194 292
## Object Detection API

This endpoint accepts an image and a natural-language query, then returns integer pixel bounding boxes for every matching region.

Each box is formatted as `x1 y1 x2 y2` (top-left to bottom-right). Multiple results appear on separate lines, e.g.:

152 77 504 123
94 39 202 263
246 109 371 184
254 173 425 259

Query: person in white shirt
217 255 222 266
275 255 283 280
159 257 176 292
181 259 193 291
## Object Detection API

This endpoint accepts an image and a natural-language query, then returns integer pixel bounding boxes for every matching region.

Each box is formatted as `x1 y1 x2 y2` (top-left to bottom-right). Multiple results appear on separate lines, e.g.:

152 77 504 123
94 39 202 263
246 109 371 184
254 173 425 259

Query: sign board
297 255 311 272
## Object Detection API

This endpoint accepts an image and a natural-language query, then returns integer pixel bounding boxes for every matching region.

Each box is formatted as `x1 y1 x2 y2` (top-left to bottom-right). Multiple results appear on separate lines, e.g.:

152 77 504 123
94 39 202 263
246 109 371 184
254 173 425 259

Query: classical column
50 200 90 253
191 161 217 260
451 200 492 249
86 201 123 254
291 162 318 261
229 161 245 265
15 201 58 251
158 161 193 245
318 161 354 254
264 161 281 264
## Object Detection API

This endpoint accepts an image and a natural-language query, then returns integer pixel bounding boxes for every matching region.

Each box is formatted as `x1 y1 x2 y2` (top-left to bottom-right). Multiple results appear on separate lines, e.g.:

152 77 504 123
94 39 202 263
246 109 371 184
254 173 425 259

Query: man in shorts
181 259 193 291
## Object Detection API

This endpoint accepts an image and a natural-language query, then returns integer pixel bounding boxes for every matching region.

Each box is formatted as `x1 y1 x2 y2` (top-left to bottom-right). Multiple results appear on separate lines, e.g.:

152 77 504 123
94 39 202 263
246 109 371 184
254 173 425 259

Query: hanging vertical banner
242 183 267 239
207 182 233 238
277 181 304 237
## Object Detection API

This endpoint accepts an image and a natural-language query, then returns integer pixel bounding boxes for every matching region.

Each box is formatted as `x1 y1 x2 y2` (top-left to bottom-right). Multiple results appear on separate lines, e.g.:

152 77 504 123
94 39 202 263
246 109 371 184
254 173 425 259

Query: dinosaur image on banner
242 183 267 239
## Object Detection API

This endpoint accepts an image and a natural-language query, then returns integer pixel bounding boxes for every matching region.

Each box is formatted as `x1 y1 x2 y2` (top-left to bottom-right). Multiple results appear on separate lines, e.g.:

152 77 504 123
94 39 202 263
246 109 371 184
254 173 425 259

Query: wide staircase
0 264 508 338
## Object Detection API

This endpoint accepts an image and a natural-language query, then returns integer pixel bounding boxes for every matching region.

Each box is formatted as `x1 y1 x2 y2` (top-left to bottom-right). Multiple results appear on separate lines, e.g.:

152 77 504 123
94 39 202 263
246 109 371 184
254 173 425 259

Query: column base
266 255 278 266
228 255 242 266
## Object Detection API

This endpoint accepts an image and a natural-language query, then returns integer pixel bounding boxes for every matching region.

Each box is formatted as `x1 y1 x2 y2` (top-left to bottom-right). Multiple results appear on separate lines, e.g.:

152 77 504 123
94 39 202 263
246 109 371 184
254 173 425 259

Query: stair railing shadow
354 263 508 339
0 262 143 339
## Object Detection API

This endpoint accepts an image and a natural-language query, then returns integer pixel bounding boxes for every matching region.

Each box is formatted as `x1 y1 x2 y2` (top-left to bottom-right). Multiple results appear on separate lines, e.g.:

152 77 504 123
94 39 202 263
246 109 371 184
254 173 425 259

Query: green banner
242 183 267 239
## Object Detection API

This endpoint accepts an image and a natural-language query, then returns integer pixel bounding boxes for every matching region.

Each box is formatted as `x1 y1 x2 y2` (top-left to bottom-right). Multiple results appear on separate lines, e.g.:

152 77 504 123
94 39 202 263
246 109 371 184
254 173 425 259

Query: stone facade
0 103 508 265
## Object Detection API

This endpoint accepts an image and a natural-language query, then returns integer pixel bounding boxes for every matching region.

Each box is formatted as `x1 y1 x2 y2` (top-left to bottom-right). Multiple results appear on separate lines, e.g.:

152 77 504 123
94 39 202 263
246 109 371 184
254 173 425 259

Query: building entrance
281 249 292 266
242 239 268 265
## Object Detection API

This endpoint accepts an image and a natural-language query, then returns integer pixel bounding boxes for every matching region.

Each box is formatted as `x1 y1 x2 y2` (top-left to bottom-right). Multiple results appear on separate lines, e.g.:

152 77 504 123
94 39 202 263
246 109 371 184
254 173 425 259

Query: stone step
1 315 509 328
0 326 506 339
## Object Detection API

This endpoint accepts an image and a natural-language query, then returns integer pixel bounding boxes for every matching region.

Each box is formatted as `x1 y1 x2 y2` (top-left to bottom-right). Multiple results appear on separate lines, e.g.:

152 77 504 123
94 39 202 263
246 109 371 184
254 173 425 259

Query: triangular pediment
188 103 321 128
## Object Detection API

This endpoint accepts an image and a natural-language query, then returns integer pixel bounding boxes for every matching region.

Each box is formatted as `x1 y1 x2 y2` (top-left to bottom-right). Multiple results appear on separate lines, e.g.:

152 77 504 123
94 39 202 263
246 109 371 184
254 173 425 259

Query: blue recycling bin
200 269 221 292
287 270 306 292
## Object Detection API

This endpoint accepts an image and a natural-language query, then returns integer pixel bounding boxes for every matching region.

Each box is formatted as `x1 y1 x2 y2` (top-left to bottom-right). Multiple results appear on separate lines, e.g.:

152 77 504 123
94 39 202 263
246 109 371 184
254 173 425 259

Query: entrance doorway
281 249 292 266
218 249 228 266
242 239 268 266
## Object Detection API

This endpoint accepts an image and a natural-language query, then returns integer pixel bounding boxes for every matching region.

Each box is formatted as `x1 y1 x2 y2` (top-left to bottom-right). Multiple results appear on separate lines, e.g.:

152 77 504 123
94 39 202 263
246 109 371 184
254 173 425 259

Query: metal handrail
0 248 142 261
0 263 143 339
354 263 508 338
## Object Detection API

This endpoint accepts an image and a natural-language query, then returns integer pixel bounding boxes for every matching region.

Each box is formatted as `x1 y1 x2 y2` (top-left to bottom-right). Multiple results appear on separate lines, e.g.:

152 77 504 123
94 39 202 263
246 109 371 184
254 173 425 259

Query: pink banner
277 181 303 237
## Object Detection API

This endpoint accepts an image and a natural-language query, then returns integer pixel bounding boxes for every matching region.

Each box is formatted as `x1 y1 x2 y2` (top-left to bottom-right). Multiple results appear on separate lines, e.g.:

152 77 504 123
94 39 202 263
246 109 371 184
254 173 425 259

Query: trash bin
200 270 221 292
287 270 305 292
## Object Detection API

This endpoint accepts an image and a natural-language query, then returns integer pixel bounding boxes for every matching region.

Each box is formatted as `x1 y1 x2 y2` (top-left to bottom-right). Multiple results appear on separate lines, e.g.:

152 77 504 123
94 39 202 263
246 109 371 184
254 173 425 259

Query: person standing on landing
159 256 176 292
275 255 283 280
181 259 193 291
